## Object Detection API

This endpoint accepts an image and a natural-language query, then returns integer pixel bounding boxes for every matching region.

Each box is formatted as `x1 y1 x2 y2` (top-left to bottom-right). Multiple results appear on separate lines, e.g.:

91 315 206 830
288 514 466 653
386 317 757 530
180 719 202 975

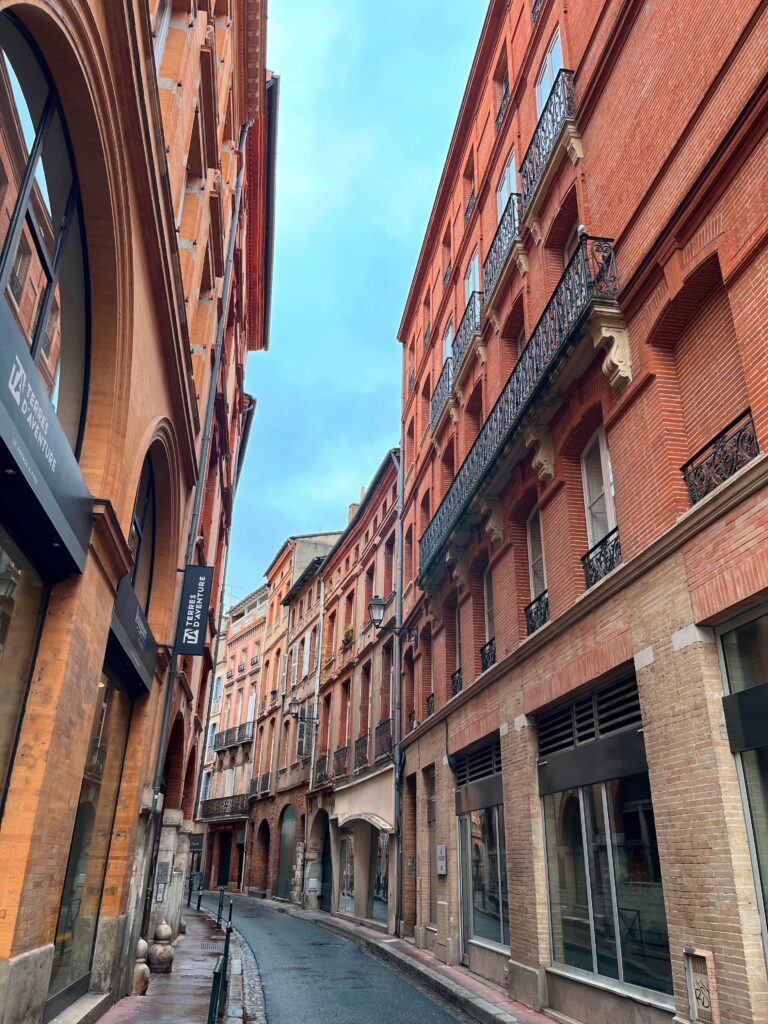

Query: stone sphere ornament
132 937 151 995
147 920 174 974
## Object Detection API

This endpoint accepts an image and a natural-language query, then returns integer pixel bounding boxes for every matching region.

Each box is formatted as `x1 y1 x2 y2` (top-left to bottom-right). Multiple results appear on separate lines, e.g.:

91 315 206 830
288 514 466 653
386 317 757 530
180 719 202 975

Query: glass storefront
0 523 46 812
459 805 509 947
338 831 354 914
47 672 131 1006
371 830 389 922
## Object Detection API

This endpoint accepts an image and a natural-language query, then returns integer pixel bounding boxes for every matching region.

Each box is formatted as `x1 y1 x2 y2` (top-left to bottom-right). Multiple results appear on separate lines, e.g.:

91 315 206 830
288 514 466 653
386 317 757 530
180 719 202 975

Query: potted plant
342 625 354 647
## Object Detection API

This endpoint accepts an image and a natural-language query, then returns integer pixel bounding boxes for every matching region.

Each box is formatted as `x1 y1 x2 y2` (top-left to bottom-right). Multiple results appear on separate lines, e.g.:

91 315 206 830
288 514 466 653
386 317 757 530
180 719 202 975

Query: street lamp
288 695 319 723
367 594 418 644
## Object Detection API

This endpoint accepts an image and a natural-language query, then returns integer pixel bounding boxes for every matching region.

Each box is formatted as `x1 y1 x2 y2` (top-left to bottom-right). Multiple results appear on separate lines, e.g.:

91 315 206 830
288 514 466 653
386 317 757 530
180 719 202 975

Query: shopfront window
47 672 131 1007
0 523 46 813
128 455 156 615
371 830 389 922
459 805 509 946
0 13 89 454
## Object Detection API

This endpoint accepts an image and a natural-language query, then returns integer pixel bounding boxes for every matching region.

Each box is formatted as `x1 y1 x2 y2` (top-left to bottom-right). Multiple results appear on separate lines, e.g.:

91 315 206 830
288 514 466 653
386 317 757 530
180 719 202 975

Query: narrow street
202 894 467 1024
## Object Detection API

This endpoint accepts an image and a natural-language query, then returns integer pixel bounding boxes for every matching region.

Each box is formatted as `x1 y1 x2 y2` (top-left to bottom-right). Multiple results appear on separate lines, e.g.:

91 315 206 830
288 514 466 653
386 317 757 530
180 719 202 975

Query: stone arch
163 714 185 810
306 809 332 912
252 818 270 892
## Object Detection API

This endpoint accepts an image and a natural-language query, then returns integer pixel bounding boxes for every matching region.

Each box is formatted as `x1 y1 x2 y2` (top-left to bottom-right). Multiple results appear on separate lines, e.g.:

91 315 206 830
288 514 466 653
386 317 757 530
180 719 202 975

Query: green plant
342 625 354 645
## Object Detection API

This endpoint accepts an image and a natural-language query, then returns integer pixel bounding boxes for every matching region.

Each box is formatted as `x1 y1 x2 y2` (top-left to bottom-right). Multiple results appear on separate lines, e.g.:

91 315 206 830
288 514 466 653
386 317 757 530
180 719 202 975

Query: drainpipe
393 436 404 937
151 118 254 812
309 575 326 776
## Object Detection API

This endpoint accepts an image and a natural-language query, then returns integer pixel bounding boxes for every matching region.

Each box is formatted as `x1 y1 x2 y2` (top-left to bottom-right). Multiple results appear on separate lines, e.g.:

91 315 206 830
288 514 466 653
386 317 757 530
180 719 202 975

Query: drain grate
201 942 225 952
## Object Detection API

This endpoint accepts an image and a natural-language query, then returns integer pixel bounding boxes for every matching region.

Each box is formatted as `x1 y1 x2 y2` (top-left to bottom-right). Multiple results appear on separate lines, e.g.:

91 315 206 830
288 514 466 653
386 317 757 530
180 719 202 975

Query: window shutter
527 509 546 597
454 739 502 786
537 677 641 757
582 436 608 545
291 642 298 687
302 633 311 677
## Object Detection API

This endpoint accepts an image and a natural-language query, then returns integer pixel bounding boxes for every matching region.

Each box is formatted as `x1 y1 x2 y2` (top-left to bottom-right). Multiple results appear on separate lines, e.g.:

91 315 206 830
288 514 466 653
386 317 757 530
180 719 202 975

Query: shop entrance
276 805 296 900
218 831 232 887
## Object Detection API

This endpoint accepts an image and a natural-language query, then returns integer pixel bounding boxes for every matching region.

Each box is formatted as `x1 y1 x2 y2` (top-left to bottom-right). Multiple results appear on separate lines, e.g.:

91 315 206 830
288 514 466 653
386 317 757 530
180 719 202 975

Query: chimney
348 502 359 523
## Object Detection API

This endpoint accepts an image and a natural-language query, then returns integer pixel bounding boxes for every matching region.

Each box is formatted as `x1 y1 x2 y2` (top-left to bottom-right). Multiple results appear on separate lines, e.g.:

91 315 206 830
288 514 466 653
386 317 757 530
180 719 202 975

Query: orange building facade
0 2 275 1023
397 2 768 1024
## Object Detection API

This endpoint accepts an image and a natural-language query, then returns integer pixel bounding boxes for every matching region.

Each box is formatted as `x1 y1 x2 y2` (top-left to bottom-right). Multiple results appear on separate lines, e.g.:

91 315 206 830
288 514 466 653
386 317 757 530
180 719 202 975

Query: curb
199 903 267 1024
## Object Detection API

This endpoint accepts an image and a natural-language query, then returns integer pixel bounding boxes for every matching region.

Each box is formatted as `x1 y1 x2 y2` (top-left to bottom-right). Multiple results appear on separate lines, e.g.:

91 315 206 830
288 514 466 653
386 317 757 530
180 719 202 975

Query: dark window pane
544 790 592 971
6 219 47 348
47 209 86 450
722 611 768 693
497 805 510 946
738 748 768 930
469 808 502 943
583 784 619 979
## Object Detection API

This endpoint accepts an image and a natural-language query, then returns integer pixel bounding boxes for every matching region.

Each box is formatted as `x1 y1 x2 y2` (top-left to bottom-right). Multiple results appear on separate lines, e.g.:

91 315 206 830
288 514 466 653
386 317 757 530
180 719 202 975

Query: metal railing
452 291 483 378
9 267 22 304
375 719 393 760
408 369 415 392
443 261 452 289
524 590 549 635
419 235 620 577
581 527 622 588
483 193 522 302
408 711 417 732
495 83 510 133
681 409 758 505
426 693 434 716
431 357 453 432
464 188 476 223
213 720 255 751
480 637 496 672
520 69 576 214
226 669 234 678
451 669 463 696
423 323 431 349
237 662 245 672
315 754 328 785
259 772 271 794
251 656 259 666
200 794 249 819
531 0 545 19
354 733 369 769
334 745 349 778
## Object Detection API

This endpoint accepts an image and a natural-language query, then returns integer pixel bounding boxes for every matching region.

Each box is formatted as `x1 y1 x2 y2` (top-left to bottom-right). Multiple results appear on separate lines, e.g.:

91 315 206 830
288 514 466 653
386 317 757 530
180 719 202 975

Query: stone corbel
480 499 504 545
446 547 468 589
474 338 487 365
523 425 556 483
588 305 632 390
529 219 543 246
488 308 502 334
564 124 583 165
423 584 442 622
448 397 460 425
513 242 529 276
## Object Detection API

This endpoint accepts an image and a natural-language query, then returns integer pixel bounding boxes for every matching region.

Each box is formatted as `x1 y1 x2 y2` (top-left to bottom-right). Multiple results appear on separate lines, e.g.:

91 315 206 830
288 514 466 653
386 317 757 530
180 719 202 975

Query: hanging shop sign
0 308 92 578
174 564 214 655
106 574 158 697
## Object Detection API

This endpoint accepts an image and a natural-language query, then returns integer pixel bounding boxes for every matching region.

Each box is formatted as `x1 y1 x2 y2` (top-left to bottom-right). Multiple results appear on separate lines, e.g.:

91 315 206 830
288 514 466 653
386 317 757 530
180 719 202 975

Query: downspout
152 118 254 812
394 437 404 936
309 575 326 777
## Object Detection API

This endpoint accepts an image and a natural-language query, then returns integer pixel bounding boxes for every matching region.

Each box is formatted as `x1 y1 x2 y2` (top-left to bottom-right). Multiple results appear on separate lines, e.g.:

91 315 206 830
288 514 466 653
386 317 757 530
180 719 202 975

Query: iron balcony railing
495 82 510 133
9 267 22 304
354 733 369 770
451 669 463 696
213 720 255 751
200 794 249 819
520 69 576 214
581 527 622 588
334 745 349 778
480 637 496 672
419 235 619 577
423 324 431 349
452 291 483 378
524 590 549 635
238 662 245 672
259 772 271 794
251 656 259 666
226 669 234 678
408 369 415 392
408 710 417 732
375 719 393 760
681 409 758 505
315 754 329 785
426 693 434 716
483 193 522 302
531 0 545 20
464 188 476 223
443 261 452 289
431 357 453 433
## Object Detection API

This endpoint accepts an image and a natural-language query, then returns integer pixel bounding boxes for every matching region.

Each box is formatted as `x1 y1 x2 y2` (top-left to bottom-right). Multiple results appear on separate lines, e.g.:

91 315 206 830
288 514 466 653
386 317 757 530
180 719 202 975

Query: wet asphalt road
202 893 464 1024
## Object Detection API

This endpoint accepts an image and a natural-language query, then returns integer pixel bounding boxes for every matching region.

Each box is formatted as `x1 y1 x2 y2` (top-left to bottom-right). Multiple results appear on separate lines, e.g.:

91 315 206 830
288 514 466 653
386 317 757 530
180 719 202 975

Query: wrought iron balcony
426 693 434 716
524 590 549 635
226 669 234 678
581 527 622 588
408 369 415 392
483 194 522 305
9 267 22 304
451 669 462 696
375 719 393 760
354 733 369 769
238 662 245 672
250 656 259 666
443 261 452 289
531 0 545 19
259 772 271 795
213 720 255 750
480 637 496 672
431 357 453 433
464 189 476 224
681 409 758 505
452 291 483 379
408 710 417 732
520 69 576 215
334 745 349 778
315 754 329 785
419 235 620 578
423 324 431 349
200 794 249 819
495 83 510 133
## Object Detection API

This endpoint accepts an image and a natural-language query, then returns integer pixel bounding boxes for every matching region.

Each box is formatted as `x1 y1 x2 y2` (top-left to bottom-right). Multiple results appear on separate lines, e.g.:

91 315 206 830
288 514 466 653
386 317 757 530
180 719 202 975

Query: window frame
496 150 516 222
535 26 563 113
442 317 454 364
526 507 547 599
580 426 616 548
464 249 479 303
483 566 495 642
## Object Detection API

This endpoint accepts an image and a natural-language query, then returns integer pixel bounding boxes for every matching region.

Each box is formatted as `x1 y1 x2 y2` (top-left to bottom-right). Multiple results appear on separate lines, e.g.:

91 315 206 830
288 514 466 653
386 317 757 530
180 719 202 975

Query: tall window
497 150 516 221
483 567 495 642
442 317 454 364
581 427 616 548
455 604 462 670
464 249 479 303
426 768 437 925
152 0 172 67
535 27 563 113
527 508 546 598
212 675 223 701
129 456 156 614
0 13 89 453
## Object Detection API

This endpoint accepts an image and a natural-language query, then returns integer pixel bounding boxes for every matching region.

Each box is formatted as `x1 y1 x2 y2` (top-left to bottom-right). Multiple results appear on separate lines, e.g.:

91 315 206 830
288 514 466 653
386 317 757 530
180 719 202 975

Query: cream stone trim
446 546 468 588
588 304 632 390
522 120 582 245
634 646 655 671
480 498 504 544
523 425 555 483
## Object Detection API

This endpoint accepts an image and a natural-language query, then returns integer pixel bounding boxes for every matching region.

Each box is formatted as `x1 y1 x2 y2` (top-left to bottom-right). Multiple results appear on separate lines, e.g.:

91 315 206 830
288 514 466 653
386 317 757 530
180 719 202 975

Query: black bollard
187 874 194 907
197 885 203 912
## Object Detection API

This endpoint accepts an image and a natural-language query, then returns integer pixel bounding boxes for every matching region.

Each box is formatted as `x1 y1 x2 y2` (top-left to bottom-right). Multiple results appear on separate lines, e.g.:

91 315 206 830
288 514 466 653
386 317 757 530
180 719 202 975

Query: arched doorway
307 810 332 912
276 805 296 900
253 819 270 892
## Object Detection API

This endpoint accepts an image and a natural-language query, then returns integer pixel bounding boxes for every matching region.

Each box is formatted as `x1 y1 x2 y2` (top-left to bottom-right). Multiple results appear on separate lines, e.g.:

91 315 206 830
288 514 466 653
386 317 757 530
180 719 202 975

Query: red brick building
397 2 768 1024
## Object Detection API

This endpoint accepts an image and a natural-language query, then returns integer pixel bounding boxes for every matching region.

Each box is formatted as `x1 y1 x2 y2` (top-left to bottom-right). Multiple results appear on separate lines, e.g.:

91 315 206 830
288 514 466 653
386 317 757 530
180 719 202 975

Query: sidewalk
96 909 238 1024
257 896 557 1024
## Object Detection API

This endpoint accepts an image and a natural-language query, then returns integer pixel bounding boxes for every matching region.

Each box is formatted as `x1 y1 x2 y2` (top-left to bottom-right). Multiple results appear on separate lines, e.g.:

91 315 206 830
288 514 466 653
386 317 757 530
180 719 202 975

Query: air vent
538 677 641 757
454 738 502 786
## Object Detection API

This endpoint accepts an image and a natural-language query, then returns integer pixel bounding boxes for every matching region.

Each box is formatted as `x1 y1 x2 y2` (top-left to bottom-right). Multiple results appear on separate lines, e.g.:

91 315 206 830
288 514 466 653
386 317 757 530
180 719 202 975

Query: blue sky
226 1 488 605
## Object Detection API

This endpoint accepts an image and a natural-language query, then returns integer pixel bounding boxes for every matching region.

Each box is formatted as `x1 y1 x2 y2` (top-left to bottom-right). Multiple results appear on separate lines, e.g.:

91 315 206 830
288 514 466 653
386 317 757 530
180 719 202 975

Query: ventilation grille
538 677 641 757
454 738 502 786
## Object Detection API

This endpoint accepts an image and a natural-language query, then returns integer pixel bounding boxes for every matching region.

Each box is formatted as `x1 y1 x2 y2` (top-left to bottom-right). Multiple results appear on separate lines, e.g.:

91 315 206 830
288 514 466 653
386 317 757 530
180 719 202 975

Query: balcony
354 733 369 770
495 82 510 134
426 693 434 716
419 235 628 581
431 357 454 435
531 0 545 19
451 669 462 697
480 637 496 672
251 656 259 666
259 772 271 795
315 754 329 785
520 69 581 240
452 291 483 384
200 794 249 819
581 528 622 589
334 745 349 779
524 590 549 635
226 669 234 679
483 194 525 321
213 720 255 751
681 409 758 506
375 719 393 761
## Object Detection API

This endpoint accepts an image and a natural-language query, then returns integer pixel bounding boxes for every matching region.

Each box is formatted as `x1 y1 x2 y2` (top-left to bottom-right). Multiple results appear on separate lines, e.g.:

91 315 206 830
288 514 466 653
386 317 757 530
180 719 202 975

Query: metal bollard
207 955 223 1024
216 886 224 928
217 922 232 1017
197 885 203 912
187 874 194 907
228 898 233 924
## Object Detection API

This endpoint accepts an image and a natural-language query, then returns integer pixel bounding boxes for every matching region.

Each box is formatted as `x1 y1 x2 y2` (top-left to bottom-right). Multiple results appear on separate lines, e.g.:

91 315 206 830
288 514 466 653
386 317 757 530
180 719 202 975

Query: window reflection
459 804 509 947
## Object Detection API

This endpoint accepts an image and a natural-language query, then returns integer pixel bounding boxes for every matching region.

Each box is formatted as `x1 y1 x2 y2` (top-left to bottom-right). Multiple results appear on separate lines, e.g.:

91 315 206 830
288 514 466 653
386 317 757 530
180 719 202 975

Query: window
464 249 479 303
201 771 212 802
224 766 234 797
455 605 462 670
206 723 216 750
246 689 256 722
9 234 30 304
496 150 516 221
152 0 172 67
563 221 580 266
426 768 437 925
442 318 454 365
296 700 314 759
301 633 311 678
384 533 395 595
527 508 546 598
129 456 157 614
483 566 495 642
463 155 476 221
441 225 452 283
535 27 563 113
581 427 616 548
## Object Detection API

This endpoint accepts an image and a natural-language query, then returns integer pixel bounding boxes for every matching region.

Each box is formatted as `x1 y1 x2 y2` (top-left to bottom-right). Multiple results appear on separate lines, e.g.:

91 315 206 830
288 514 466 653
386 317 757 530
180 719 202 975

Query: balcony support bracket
480 498 504 545
523 424 556 483
446 546 468 589
588 305 632 390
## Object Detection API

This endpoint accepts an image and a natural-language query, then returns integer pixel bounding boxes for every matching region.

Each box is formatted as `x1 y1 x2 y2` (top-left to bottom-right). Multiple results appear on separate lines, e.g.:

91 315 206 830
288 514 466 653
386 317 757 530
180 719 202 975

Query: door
276 806 296 900
320 828 333 912
217 831 232 887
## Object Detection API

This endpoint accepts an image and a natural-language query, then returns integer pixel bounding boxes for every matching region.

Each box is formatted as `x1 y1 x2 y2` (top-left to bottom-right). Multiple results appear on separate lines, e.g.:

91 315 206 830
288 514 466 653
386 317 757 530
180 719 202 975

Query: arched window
129 456 156 613
0 14 89 453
